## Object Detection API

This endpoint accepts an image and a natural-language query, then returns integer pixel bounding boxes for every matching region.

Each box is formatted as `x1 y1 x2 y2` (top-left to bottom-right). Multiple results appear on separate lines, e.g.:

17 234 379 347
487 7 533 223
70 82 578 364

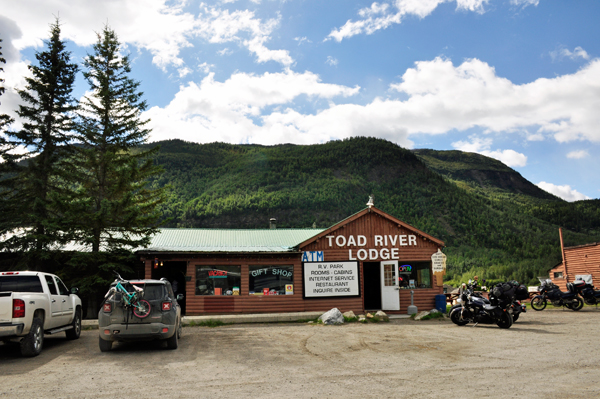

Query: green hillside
144 137 600 286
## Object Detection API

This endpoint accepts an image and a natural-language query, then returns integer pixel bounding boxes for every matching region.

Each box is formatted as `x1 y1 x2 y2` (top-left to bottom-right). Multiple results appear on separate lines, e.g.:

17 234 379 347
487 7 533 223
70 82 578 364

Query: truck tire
99 337 112 352
66 309 82 340
166 324 179 350
21 317 44 357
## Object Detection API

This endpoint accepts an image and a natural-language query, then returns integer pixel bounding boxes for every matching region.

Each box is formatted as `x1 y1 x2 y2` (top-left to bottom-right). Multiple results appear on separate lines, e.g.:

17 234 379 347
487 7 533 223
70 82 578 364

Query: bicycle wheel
133 299 151 318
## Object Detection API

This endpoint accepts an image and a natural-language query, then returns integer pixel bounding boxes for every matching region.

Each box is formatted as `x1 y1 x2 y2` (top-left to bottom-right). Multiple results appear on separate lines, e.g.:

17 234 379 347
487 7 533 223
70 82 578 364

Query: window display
249 265 293 295
398 262 432 288
195 266 241 295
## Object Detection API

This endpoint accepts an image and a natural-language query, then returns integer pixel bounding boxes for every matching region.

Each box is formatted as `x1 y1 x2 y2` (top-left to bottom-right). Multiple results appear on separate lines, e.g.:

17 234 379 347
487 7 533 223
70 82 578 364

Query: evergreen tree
0 21 78 270
0 38 14 136
70 25 164 258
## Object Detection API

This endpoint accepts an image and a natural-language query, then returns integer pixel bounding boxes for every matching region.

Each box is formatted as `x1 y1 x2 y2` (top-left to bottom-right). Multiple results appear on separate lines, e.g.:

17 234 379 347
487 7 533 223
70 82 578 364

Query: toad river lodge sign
327 234 418 261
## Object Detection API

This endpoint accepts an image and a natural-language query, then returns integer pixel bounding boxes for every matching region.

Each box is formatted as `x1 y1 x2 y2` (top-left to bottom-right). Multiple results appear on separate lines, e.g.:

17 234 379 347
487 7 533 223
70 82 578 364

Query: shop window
554 272 563 279
249 265 293 296
398 262 431 289
195 266 241 296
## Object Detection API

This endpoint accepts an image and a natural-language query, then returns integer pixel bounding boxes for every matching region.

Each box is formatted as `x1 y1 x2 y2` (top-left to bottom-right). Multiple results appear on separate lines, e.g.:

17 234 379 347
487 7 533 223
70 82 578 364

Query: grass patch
188 319 226 328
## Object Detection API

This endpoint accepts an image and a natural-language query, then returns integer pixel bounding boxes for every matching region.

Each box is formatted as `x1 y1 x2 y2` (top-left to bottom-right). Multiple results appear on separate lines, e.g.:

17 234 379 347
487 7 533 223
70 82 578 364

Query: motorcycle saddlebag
515 285 529 300
571 280 586 291
547 288 562 300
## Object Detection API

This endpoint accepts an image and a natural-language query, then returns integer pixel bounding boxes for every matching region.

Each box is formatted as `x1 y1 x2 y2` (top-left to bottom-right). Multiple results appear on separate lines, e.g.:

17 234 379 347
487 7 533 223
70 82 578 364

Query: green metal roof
138 228 326 253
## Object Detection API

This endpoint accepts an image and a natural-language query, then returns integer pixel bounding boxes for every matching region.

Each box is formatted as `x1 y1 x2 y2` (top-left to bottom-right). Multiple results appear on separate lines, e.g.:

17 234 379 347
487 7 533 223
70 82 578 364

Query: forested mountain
143 137 600 286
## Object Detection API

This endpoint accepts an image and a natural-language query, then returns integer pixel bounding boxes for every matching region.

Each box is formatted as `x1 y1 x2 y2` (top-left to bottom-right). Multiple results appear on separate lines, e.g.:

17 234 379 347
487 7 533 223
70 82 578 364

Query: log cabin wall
563 243 600 286
549 263 567 291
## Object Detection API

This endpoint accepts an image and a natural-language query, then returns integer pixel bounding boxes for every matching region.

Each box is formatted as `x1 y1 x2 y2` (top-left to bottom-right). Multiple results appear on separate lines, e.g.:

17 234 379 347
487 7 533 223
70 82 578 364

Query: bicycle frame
109 274 151 318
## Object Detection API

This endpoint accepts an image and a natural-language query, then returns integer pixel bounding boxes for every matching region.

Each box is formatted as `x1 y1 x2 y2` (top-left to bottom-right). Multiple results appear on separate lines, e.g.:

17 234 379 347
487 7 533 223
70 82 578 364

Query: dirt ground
1 308 599 399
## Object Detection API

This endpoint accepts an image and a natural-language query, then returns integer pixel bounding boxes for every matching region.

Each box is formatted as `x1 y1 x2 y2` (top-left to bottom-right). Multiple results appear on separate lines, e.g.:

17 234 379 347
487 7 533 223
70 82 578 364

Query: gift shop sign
325 234 418 261
303 261 359 298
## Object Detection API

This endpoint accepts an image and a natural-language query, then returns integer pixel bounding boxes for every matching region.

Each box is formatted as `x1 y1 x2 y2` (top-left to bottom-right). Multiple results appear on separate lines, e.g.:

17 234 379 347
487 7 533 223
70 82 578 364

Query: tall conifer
70 25 164 259
0 21 78 270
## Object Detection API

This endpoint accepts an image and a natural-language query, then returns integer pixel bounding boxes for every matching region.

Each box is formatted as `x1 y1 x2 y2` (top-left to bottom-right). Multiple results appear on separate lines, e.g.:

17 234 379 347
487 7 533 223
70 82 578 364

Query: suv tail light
162 302 171 311
103 303 112 313
13 299 25 318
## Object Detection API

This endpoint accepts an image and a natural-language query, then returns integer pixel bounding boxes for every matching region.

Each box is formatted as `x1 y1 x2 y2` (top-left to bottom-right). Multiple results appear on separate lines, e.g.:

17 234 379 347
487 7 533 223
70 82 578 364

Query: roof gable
298 207 444 249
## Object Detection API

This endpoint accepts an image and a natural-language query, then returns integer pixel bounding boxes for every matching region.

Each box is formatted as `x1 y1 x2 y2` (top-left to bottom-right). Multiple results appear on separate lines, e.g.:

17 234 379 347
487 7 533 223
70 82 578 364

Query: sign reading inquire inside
303 261 359 298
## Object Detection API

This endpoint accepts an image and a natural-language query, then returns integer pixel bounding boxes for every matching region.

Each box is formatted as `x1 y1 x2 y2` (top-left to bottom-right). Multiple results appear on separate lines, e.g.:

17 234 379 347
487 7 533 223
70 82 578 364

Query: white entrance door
380 260 400 310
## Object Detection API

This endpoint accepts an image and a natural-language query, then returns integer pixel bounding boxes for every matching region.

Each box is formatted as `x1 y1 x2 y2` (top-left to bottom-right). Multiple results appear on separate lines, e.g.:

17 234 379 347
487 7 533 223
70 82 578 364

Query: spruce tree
0 21 78 270
0 38 14 137
70 25 164 260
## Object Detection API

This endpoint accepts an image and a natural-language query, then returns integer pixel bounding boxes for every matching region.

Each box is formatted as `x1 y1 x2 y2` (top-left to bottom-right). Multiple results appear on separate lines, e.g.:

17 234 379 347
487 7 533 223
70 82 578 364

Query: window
249 265 293 295
56 277 69 295
0 276 43 293
398 262 431 289
45 275 58 295
554 272 564 279
195 266 241 296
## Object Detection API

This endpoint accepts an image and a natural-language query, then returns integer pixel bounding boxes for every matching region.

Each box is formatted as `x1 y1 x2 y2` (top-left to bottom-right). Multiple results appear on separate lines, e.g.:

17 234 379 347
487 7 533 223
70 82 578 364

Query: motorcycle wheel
570 297 584 311
530 296 547 311
496 311 513 329
512 313 519 322
450 309 469 326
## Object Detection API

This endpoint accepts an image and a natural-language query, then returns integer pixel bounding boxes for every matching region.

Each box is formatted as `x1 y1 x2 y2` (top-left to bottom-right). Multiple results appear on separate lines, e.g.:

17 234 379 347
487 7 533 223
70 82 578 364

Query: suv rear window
0 276 44 293
132 283 166 301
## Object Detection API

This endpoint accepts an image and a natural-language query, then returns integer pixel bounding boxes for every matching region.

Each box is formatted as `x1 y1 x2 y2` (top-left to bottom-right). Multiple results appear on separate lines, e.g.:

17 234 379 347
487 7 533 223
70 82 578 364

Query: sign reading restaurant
326 234 418 261
303 261 360 298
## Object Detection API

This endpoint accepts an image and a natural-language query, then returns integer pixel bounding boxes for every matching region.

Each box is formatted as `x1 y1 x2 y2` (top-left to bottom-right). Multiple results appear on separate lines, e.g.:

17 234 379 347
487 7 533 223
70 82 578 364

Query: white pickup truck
0 271 82 357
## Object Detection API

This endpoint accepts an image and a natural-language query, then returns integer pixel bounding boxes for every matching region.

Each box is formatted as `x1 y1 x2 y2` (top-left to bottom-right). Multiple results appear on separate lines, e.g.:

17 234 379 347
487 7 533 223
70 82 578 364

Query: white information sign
303 261 360 298
431 249 447 273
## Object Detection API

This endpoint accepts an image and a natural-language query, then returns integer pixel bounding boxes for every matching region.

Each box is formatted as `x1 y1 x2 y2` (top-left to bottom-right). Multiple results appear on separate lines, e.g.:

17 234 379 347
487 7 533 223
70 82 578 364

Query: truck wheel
99 337 112 352
66 309 82 340
21 317 44 357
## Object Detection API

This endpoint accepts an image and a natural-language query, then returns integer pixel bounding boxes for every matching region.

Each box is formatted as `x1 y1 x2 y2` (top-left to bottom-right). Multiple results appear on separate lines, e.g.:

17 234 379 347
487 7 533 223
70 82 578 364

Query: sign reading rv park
303 261 360 298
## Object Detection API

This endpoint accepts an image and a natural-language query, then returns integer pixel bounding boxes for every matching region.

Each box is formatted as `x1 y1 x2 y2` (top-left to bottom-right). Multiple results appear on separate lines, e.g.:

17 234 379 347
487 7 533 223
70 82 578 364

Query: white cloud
326 0 488 42
326 56 338 66
550 46 590 62
294 37 311 45
566 150 589 159
1 0 293 70
451 136 527 167
145 70 361 144
536 182 590 202
510 0 539 8
389 57 600 143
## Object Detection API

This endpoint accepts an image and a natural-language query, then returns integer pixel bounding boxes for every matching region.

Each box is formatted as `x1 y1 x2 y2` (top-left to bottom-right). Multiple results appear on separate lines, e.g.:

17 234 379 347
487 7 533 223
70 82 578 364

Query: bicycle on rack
105 272 151 318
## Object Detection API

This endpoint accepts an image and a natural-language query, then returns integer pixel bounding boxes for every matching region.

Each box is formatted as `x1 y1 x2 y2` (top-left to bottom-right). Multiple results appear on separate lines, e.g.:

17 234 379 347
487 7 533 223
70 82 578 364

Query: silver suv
98 277 183 352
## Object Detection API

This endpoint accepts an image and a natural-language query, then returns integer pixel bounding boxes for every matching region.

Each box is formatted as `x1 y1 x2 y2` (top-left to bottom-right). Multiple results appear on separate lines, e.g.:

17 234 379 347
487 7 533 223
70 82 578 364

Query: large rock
319 308 344 325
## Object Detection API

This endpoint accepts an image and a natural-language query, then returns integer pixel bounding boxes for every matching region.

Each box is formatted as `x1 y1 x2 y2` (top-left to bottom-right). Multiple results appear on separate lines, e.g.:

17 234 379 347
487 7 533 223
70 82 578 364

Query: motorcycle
572 280 600 306
530 278 583 311
449 282 515 329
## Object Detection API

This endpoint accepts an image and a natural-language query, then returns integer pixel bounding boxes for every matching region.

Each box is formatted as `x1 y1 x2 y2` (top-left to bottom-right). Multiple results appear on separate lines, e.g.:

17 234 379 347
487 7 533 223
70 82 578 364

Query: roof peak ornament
366 195 374 208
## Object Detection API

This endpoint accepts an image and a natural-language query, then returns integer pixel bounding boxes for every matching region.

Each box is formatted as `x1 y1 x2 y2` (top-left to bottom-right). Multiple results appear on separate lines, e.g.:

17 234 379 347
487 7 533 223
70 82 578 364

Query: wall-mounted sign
399 264 412 273
324 234 420 261
431 249 447 273
302 251 324 262
208 270 228 278
285 284 294 295
303 261 360 298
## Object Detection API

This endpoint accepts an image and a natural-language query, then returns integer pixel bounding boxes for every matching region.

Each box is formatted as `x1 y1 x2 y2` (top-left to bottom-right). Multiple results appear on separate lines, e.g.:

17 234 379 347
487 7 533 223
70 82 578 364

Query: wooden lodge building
549 229 600 290
137 206 445 316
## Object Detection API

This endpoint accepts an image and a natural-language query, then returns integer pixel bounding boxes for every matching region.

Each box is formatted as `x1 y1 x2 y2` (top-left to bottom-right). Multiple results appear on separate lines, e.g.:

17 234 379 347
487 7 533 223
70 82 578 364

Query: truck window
45 275 58 295
55 277 69 295
0 276 44 293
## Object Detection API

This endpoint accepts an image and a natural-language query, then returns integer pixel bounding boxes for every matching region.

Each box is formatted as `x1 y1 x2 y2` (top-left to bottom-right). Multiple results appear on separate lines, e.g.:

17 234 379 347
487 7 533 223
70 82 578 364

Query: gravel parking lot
1 308 599 399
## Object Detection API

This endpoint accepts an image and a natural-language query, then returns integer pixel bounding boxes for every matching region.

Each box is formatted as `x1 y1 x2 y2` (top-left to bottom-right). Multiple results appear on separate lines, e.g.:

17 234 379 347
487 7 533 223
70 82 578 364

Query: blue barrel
435 294 447 313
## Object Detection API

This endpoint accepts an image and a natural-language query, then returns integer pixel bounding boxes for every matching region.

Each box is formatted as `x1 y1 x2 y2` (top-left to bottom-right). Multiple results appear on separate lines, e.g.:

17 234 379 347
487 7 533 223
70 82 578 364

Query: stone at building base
319 308 344 325
343 310 356 319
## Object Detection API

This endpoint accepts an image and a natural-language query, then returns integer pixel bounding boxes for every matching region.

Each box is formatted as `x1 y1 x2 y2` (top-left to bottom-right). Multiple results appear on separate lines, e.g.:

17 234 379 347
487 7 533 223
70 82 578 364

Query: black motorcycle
573 280 600 306
530 278 583 311
449 282 514 329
